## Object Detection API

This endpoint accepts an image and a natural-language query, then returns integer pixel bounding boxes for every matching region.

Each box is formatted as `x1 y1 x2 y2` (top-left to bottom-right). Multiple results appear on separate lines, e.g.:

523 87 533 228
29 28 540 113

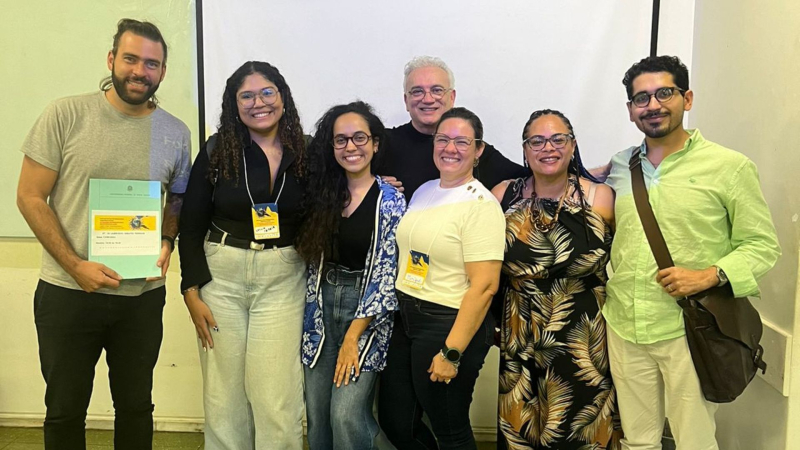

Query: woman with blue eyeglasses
491 109 621 449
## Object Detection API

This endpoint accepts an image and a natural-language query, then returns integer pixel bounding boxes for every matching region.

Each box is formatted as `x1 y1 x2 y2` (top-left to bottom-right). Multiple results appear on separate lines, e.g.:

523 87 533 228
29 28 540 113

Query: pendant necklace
529 176 571 233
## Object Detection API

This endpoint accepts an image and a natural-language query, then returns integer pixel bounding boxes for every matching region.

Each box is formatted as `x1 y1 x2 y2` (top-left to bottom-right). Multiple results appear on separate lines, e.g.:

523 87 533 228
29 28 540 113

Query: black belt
207 230 273 251
323 263 363 288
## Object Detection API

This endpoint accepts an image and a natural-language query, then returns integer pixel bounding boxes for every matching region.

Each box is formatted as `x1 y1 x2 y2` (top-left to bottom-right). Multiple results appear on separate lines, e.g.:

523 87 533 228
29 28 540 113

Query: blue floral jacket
301 177 406 373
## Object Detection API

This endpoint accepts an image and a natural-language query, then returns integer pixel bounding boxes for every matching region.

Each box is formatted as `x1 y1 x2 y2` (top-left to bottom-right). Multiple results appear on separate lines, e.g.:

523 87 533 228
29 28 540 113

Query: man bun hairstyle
100 19 169 105
111 18 168 63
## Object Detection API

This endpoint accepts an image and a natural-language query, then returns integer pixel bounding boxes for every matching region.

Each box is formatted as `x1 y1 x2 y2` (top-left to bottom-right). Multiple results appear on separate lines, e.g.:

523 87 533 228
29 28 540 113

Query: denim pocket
203 240 221 258
276 246 304 265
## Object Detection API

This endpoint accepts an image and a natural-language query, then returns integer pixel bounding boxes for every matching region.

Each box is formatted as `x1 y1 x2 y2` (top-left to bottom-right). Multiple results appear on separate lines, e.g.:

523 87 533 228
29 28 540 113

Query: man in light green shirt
604 56 780 450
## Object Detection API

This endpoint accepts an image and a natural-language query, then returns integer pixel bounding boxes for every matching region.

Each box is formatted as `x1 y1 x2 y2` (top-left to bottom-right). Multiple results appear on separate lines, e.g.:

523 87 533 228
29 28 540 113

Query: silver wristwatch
440 347 462 369
715 266 729 287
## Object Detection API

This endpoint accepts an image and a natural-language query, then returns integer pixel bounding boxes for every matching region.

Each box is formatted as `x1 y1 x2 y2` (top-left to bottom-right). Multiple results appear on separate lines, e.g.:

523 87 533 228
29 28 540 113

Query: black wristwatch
715 266 729 287
440 347 462 368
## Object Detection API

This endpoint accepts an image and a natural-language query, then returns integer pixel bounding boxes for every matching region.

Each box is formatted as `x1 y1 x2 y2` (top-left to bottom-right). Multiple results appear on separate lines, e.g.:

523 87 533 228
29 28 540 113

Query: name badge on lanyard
252 203 280 240
402 250 430 290
242 147 287 242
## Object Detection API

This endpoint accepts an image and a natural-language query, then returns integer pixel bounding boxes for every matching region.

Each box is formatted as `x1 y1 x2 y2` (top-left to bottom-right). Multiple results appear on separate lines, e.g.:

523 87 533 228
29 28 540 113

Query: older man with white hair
380 56 527 199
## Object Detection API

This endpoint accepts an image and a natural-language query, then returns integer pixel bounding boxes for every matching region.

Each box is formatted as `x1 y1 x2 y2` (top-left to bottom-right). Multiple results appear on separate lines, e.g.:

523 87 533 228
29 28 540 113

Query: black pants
33 280 165 450
378 291 493 450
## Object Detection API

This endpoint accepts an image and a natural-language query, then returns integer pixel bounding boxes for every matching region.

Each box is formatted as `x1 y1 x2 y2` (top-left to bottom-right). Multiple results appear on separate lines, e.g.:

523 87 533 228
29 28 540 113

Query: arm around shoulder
491 180 512 203
589 181 615 228
587 162 612 183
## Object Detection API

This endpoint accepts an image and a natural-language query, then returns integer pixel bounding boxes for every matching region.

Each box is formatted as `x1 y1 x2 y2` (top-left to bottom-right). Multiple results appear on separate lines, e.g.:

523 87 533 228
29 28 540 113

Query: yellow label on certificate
402 250 429 290
252 203 280 240
94 215 157 231
90 210 160 257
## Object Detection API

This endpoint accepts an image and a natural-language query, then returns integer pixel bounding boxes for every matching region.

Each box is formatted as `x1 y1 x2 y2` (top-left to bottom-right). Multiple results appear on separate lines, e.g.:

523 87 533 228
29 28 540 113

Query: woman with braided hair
178 61 308 449
491 109 622 449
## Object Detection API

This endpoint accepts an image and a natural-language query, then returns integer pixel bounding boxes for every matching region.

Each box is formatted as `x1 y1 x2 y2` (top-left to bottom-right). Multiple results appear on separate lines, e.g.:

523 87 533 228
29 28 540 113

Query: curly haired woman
178 61 308 450
297 101 405 450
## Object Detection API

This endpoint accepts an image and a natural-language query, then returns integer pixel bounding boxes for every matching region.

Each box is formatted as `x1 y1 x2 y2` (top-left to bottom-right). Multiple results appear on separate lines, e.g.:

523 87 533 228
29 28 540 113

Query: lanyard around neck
242 148 286 208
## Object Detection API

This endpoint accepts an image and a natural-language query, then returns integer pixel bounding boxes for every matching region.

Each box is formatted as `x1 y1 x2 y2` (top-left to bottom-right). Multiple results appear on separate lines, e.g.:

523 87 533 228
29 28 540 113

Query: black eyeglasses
237 87 279 108
332 132 372 149
407 86 452 100
523 133 574 152
630 86 686 107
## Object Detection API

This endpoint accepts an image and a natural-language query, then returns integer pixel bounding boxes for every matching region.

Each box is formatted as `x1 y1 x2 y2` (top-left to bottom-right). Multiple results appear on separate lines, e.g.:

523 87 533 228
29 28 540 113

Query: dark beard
640 112 680 139
643 124 671 139
111 72 159 106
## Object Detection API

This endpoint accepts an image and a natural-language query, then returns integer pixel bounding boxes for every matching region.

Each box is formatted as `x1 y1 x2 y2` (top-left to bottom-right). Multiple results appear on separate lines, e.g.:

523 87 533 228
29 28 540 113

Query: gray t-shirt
21 91 191 296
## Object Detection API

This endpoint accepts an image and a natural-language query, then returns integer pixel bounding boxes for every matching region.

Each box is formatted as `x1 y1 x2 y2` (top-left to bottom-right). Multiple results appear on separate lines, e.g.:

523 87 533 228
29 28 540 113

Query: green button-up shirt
604 129 780 344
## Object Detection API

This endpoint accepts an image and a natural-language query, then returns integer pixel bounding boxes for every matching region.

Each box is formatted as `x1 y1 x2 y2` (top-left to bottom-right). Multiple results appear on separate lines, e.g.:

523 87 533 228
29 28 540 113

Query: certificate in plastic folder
88 179 162 279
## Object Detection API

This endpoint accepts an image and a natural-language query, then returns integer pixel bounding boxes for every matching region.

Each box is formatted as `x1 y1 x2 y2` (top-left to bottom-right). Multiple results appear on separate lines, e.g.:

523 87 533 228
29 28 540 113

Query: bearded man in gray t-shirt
16 19 191 450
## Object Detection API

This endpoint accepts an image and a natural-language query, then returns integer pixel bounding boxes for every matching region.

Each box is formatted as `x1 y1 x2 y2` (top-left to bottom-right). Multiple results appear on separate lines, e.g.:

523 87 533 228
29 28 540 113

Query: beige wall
690 1 800 449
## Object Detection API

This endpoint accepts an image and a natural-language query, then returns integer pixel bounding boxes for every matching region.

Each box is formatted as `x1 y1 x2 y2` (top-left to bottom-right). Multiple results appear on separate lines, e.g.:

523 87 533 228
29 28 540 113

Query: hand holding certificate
88 179 162 279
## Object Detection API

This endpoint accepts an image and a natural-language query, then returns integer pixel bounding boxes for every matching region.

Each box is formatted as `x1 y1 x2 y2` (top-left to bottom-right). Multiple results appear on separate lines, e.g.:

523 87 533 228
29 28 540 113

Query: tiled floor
0 427 498 449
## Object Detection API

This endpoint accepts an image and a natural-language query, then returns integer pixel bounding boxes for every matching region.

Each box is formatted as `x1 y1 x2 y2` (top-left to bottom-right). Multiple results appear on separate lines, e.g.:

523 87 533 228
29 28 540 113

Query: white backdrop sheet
202 0 694 167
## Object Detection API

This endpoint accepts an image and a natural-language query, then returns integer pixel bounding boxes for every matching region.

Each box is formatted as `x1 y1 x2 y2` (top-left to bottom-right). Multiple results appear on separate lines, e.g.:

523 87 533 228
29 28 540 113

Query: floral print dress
498 177 622 450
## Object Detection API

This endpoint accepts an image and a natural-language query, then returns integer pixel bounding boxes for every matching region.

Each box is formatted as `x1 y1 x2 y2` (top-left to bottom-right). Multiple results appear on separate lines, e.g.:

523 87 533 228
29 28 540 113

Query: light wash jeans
199 241 306 450
303 266 379 450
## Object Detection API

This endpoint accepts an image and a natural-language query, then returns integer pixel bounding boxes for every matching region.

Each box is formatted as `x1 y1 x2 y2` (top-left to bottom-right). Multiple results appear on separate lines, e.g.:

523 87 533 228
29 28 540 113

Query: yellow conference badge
252 203 280 240
402 250 430 290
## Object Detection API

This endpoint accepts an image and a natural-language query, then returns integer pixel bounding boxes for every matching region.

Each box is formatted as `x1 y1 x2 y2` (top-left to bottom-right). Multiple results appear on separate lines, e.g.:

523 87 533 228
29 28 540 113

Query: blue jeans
304 266 379 450
378 291 493 450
